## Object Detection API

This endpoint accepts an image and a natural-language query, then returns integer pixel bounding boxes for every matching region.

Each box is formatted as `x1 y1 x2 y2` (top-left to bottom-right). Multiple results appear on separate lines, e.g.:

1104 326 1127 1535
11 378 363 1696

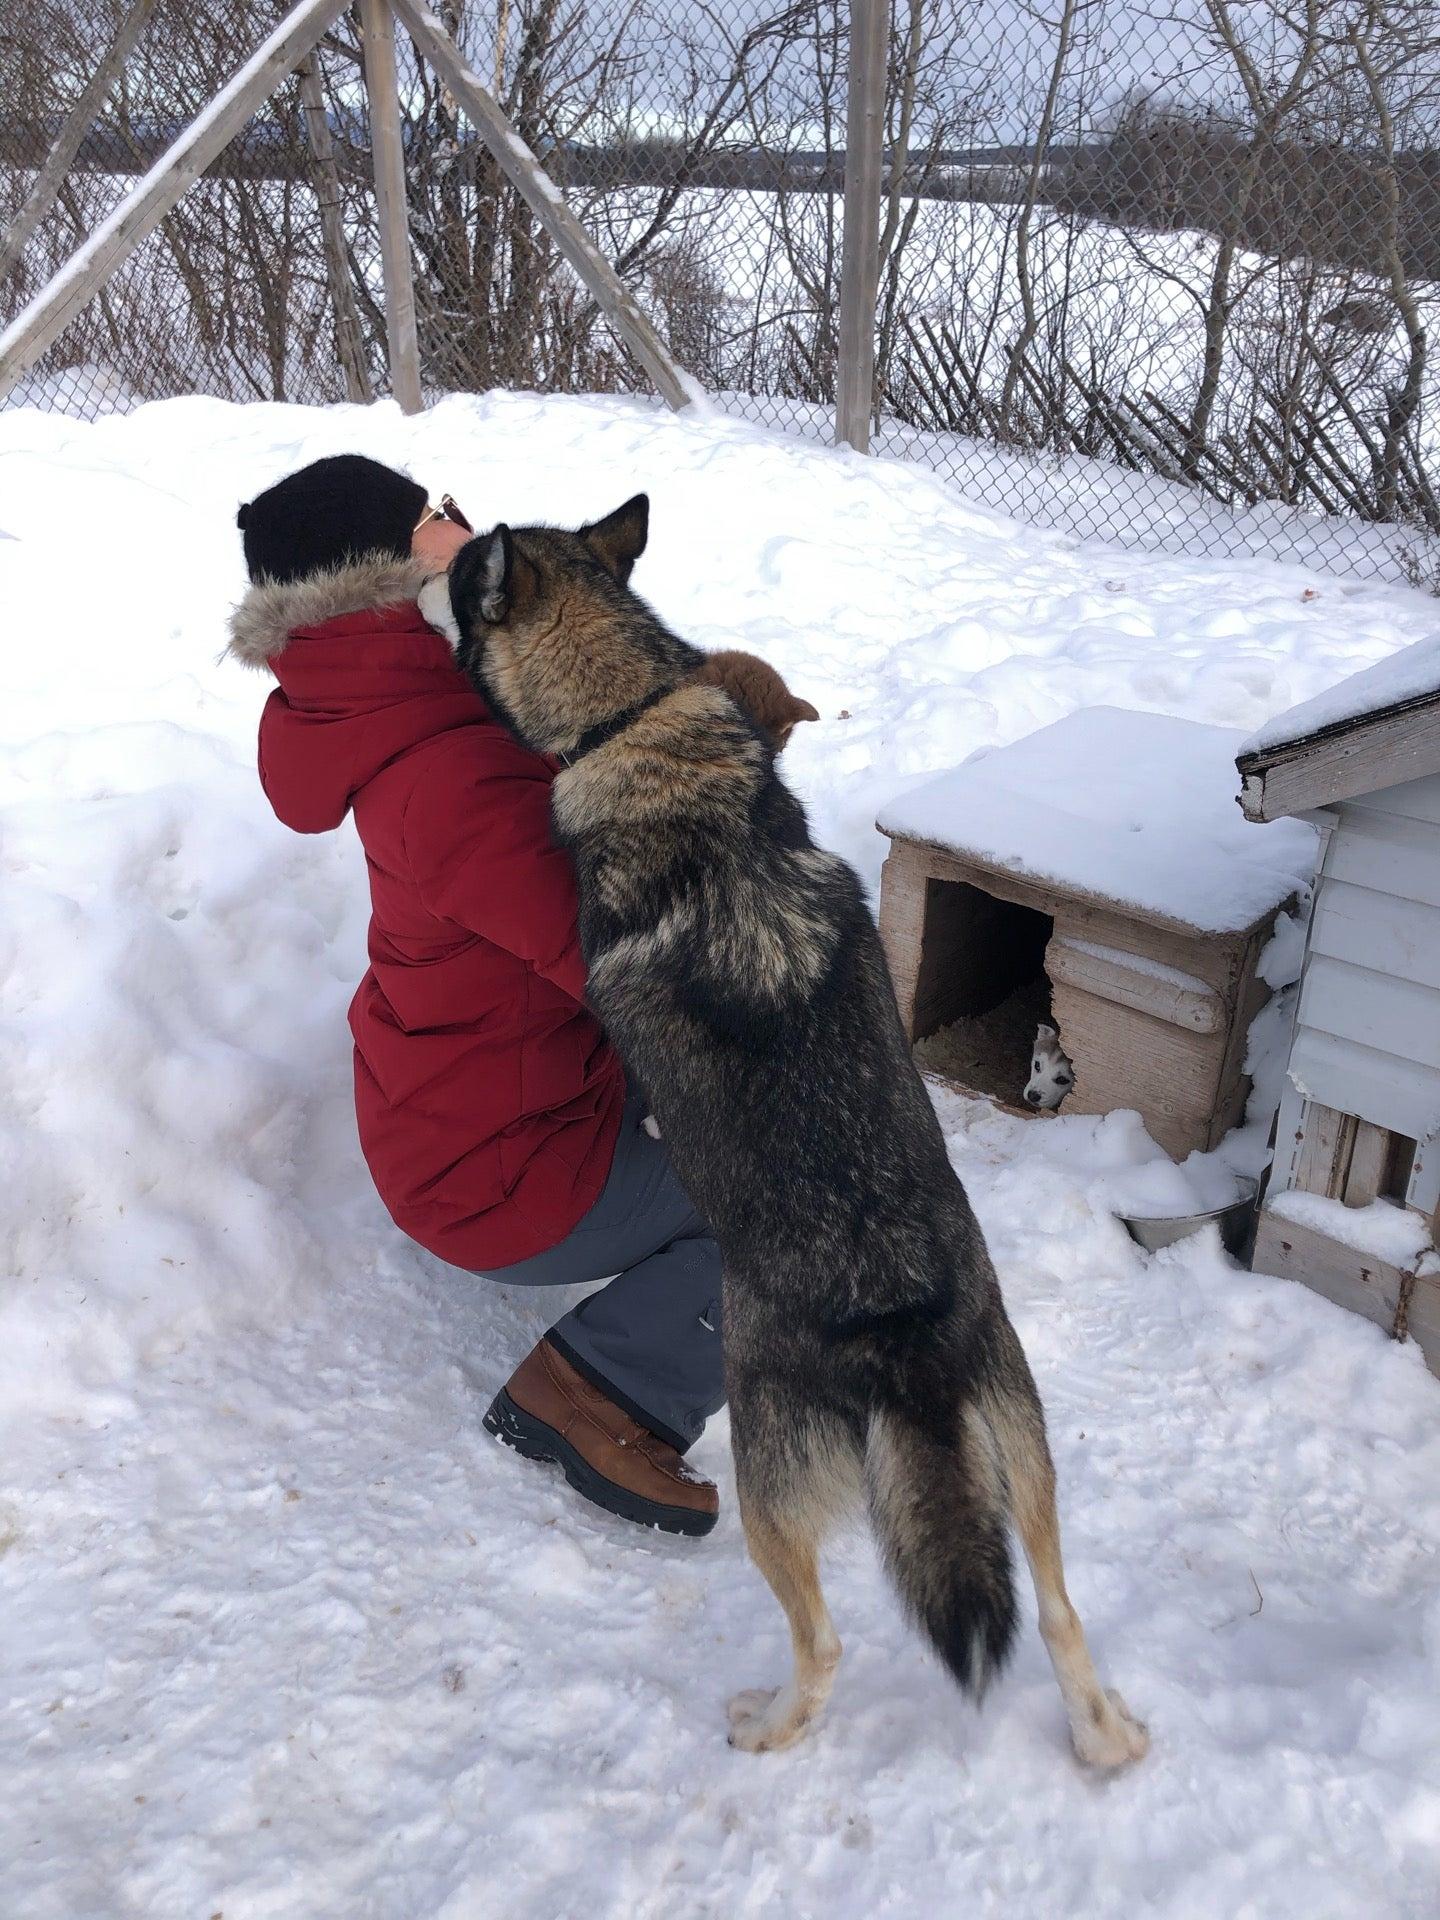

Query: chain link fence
3 0 1437 581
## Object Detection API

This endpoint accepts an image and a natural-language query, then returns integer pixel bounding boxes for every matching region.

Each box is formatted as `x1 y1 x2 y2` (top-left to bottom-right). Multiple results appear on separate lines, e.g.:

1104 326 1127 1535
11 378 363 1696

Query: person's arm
403 732 590 1003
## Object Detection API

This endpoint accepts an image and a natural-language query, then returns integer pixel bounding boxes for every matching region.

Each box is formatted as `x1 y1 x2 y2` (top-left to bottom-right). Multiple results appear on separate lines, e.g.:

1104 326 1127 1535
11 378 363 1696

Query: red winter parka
228 554 625 1270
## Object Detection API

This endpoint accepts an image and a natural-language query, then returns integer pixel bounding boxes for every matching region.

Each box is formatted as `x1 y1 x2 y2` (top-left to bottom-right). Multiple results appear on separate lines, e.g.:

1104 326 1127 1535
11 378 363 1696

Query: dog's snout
1024 1088 1041 1106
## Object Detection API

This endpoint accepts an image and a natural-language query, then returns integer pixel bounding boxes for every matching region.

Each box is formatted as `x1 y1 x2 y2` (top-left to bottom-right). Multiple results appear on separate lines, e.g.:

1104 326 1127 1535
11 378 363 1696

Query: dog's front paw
1071 1688 1150 1770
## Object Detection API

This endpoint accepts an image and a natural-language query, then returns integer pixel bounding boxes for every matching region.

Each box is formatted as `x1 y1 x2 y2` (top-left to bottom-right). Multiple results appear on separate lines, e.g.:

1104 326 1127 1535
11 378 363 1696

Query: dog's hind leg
727 1496 843 1753
726 1399 856 1754
984 1338 1149 1770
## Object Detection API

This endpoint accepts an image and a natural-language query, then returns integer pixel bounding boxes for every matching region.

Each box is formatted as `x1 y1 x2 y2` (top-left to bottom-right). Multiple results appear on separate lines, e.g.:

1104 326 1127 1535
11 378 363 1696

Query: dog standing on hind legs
423 495 1148 1770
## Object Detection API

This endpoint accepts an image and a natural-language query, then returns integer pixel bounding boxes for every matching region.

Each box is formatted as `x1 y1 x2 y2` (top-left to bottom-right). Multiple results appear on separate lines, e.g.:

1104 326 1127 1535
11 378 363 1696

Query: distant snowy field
2 391 1438 1919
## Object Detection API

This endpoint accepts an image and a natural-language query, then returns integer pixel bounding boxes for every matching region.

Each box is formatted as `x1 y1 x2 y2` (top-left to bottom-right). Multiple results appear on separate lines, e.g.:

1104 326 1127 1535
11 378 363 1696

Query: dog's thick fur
426 497 1147 1765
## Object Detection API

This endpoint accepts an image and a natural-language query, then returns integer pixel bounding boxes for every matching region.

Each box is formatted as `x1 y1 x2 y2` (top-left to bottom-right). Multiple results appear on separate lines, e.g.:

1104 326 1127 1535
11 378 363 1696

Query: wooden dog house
1237 634 1440 1372
877 708 1318 1160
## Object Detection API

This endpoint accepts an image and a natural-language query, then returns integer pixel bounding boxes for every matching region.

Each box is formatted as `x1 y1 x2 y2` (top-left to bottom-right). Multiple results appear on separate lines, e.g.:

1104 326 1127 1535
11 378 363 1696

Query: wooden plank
1253 1212 1440 1377
1293 1098 1357 1200
297 55 373 405
1048 937 1225 1033
1408 1134 1440 1221
1343 1120 1392 1207
0 0 160 284
834 0 886 453
1252 1212 1425 1353
1049 975 1222 1159
0 0 349 402
1322 809 1440 910
1299 954 1440 1071
358 0 423 415
1309 878 1440 992
1269 1077 1309 1196
876 842 928 1038
1400 1272 1440 1375
1236 695 1440 823
391 0 699 413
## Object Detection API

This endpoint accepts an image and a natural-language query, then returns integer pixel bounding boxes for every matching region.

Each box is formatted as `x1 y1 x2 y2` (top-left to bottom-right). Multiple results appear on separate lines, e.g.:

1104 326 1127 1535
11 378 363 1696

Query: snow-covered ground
2 391 1438 1919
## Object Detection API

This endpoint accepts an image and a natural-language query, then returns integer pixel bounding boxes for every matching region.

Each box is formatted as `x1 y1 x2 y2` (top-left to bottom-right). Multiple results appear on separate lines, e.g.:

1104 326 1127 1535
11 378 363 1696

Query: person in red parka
228 455 721 1536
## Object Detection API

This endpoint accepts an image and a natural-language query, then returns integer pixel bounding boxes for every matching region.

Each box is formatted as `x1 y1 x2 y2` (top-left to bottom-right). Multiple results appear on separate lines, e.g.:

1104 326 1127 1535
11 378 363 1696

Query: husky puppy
1025 1023 1075 1111
424 497 1147 1767
688 649 820 751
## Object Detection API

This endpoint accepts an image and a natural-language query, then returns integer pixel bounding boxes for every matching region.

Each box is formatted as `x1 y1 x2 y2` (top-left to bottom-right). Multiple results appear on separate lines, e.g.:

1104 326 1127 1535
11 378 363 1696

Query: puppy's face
1024 1023 1073 1111
423 494 656 756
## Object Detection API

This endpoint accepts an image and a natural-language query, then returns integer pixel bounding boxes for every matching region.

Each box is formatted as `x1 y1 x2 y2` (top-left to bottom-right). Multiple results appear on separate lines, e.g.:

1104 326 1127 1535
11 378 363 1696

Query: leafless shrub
2 0 1436 573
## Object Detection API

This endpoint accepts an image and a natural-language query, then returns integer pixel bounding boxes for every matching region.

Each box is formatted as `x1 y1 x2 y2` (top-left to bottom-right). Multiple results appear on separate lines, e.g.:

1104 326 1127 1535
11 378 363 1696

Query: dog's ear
1035 1023 1058 1044
582 493 649 583
467 525 538 625
772 695 820 752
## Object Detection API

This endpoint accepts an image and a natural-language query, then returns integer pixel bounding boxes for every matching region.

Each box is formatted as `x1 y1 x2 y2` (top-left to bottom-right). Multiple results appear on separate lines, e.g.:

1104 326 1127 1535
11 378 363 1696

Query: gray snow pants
483 1091 724 1452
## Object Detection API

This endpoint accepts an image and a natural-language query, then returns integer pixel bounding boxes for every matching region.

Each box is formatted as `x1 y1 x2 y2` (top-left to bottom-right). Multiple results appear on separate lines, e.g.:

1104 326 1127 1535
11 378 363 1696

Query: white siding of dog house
1271 770 1440 1216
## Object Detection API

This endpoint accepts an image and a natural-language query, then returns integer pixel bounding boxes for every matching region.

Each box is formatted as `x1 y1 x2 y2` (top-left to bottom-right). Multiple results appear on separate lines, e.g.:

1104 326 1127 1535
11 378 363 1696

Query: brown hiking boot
484 1337 718 1537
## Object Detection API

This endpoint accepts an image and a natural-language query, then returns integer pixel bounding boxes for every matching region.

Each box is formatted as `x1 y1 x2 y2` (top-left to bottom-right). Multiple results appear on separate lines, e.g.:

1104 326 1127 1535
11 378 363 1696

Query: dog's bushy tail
865 1396 1017 1699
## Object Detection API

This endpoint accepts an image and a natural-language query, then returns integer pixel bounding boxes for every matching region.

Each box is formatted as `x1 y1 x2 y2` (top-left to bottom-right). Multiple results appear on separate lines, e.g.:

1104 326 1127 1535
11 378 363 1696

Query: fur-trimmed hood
227 552 435 668
241 551 490 837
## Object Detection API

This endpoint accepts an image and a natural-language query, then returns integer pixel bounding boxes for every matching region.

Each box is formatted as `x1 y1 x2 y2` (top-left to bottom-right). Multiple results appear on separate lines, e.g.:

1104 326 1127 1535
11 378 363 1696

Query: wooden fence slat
1343 1120 1392 1207
835 0 887 452
358 0 423 413
357 0 420 414
0 0 350 402
1294 1098 1358 1200
0 0 161 285
390 0 698 414
297 56 373 406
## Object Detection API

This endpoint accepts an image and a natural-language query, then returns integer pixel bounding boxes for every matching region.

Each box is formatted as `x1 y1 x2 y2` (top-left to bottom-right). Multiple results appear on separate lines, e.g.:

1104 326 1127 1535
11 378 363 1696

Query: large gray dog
422 496 1147 1765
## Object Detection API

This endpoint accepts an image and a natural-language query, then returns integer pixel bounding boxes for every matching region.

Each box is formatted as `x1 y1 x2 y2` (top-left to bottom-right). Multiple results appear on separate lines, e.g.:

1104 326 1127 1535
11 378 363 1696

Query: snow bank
2 392 1439 1920
879 706 1318 931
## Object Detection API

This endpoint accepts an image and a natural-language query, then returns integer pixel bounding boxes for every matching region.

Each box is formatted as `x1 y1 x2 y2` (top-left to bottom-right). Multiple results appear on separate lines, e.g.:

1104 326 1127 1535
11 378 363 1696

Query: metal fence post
359 0 424 415
835 0 887 453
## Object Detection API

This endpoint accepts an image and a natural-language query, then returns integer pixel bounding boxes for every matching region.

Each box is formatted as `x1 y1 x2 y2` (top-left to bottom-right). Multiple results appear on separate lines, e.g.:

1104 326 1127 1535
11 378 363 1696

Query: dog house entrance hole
910 878 1053 1106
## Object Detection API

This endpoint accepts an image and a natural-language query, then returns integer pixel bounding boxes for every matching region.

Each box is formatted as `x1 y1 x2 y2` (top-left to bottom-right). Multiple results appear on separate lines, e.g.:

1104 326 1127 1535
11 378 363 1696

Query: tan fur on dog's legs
728 1506 842 1753
990 1386 1149 1769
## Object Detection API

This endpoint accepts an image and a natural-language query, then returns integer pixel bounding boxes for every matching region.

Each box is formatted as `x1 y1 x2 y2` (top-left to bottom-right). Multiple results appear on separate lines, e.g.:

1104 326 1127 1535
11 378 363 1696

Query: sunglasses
414 493 473 534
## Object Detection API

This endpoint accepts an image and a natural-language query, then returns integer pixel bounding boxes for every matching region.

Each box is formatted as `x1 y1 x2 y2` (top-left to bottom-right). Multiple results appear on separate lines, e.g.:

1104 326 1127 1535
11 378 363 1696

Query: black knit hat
236 454 429 585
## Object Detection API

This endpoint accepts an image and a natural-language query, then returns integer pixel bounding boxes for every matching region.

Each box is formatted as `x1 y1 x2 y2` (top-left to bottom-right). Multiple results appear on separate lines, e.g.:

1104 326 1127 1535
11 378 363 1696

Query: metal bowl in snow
1118 1176 1260 1261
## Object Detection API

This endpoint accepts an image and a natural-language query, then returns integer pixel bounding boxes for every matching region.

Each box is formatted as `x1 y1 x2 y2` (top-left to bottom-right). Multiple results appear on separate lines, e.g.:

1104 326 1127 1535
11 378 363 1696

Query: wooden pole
0 0 161 287
297 55 374 404
835 0 887 452
358 0 424 415
0 0 349 403
390 0 700 412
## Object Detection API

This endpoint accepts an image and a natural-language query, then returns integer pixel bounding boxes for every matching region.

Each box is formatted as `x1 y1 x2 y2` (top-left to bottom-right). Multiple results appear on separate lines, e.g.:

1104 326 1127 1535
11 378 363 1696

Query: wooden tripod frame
0 0 700 415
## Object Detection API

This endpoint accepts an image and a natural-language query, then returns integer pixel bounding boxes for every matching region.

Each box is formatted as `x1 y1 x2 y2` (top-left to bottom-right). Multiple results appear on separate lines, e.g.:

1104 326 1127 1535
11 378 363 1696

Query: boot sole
483 1386 717 1538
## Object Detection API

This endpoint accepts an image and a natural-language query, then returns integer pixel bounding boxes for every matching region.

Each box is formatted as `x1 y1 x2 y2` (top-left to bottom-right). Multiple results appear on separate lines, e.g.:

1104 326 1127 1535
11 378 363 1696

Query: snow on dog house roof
1237 630 1440 823
878 707 1317 936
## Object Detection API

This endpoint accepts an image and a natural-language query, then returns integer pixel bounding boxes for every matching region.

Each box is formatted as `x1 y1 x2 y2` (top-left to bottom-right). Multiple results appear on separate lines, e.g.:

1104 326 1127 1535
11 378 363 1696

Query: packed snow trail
2 393 1438 1919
